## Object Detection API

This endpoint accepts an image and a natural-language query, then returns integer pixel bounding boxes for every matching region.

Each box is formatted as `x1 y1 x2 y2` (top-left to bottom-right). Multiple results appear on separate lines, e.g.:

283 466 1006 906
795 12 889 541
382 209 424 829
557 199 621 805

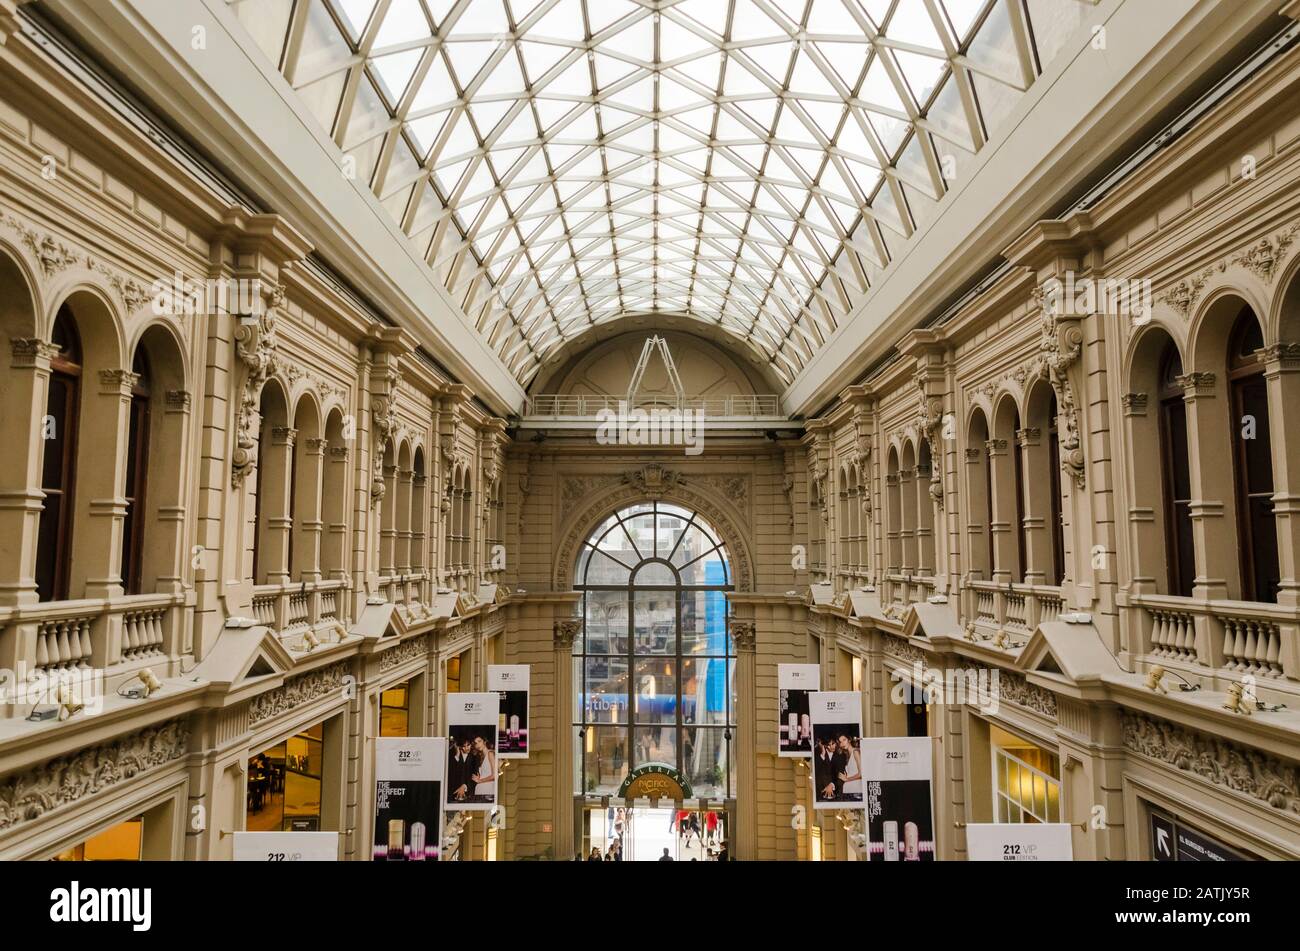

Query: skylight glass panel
233 0 1052 384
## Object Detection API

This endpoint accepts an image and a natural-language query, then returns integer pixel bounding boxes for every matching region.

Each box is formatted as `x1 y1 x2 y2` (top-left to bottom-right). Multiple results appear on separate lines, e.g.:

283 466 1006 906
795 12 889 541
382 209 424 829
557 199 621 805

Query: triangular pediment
1017 620 1122 684
190 624 294 687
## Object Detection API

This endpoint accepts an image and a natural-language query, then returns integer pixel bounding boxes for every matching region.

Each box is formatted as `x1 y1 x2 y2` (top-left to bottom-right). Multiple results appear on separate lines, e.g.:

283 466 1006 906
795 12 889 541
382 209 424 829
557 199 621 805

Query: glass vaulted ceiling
229 0 1098 387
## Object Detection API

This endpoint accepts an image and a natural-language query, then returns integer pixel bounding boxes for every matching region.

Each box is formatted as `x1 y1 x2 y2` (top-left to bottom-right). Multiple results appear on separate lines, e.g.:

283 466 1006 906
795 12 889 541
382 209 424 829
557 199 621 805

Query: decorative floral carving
1035 308 1086 489
1121 712 1300 815
690 474 749 511
380 635 429 672
882 636 927 667
25 231 79 276
248 661 347 724
560 474 623 518
231 306 280 488
1160 269 1212 319
993 671 1058 718
623 463 680 497
0 720 189 831
283 360 348 412
1229 224 1299 282
915 370 945 511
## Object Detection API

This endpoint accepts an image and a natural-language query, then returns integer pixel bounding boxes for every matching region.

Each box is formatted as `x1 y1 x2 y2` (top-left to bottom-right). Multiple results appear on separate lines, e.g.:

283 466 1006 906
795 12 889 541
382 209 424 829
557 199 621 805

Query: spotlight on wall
299 629 322 653
120 667 164 700
1144 665 1199 695
55 683 84 721
1223 682 1252 716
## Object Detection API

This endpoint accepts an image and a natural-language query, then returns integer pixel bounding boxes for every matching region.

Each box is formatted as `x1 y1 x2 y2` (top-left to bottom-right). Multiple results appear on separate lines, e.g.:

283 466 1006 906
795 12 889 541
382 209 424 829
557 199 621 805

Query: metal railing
523 394 783 418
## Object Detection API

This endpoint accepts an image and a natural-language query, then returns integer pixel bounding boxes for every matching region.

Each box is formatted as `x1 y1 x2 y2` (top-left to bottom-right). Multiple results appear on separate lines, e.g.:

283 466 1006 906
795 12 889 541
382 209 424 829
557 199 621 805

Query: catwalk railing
523 394 783 418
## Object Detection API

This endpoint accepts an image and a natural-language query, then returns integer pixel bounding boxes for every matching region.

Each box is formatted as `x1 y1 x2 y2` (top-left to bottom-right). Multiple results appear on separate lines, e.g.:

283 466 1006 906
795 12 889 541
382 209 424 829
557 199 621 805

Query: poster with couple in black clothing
809 691 865 809
445 692 499 810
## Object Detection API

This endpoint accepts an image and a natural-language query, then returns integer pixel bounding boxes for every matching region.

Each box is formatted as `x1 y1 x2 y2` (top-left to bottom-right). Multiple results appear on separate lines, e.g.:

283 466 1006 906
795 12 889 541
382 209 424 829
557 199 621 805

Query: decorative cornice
248 662 347 725
0 719 189 832
1260 343 1300 369
1121 711 1300 816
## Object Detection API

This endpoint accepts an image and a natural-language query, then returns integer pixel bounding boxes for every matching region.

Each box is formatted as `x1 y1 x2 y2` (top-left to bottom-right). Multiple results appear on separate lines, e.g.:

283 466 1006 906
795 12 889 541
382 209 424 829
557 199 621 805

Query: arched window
120 349 151 594
1227 309 1278 603
36 307 81 601
574 502 733 799
1158 343 1195 597
965 409 993 581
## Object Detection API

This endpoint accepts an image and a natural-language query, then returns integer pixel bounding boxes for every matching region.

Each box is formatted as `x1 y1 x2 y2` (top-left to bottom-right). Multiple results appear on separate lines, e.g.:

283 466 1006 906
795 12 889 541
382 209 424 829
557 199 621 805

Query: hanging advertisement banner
487 664 530 759
232 831 339 862
808 691 865 810
778 664 820 758
373 736 445 861
445 692 500 810
966 823 1073 861
861 736 936 860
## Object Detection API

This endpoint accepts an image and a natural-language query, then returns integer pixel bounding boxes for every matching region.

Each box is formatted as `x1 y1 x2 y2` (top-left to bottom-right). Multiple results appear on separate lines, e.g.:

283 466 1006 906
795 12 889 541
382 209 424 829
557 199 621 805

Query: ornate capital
1175 371 1216 396
270 426 297 447
1015 427 1041 448
553 618 581 650
165 389 192 412
1260 342 1300 370
728 620 756 652
10 337 60 369
984 438 1008 455
1121 392 1148 417
98 368 140 396
304 437 328 455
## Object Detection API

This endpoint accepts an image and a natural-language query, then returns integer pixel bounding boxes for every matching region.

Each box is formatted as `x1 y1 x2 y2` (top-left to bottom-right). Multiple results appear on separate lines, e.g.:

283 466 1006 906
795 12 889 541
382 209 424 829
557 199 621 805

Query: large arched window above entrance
574 502 733 802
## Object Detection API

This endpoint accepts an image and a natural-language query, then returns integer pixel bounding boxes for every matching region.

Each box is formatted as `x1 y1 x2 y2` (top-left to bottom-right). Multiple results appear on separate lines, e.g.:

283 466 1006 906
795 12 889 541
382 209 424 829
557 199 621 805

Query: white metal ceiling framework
228 0 1098 387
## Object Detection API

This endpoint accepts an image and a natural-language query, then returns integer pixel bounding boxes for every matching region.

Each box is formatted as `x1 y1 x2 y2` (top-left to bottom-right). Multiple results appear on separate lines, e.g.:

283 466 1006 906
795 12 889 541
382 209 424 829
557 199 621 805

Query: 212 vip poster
808 690 865 810
965 823 1073 861
233 831 339 861
373 737 445 861
778 664 820 758
445 692 500 810
487 664 530 759
861 736 936 860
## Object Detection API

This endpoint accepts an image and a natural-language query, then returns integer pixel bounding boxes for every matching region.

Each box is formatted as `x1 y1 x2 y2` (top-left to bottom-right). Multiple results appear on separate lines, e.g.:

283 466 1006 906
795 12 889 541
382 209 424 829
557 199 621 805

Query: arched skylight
229 0 1098 386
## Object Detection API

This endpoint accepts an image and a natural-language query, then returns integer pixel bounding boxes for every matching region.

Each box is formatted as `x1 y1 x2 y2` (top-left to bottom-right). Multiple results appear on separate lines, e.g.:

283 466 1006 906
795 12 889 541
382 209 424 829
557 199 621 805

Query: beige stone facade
0 0 1297 864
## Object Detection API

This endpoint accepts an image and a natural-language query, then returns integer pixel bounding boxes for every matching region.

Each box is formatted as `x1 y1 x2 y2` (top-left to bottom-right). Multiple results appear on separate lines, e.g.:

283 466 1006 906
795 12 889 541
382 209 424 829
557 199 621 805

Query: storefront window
381 682 410 737
51 816 143 860
248 723 324 832
574 502 733 799
991 727 1061 824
